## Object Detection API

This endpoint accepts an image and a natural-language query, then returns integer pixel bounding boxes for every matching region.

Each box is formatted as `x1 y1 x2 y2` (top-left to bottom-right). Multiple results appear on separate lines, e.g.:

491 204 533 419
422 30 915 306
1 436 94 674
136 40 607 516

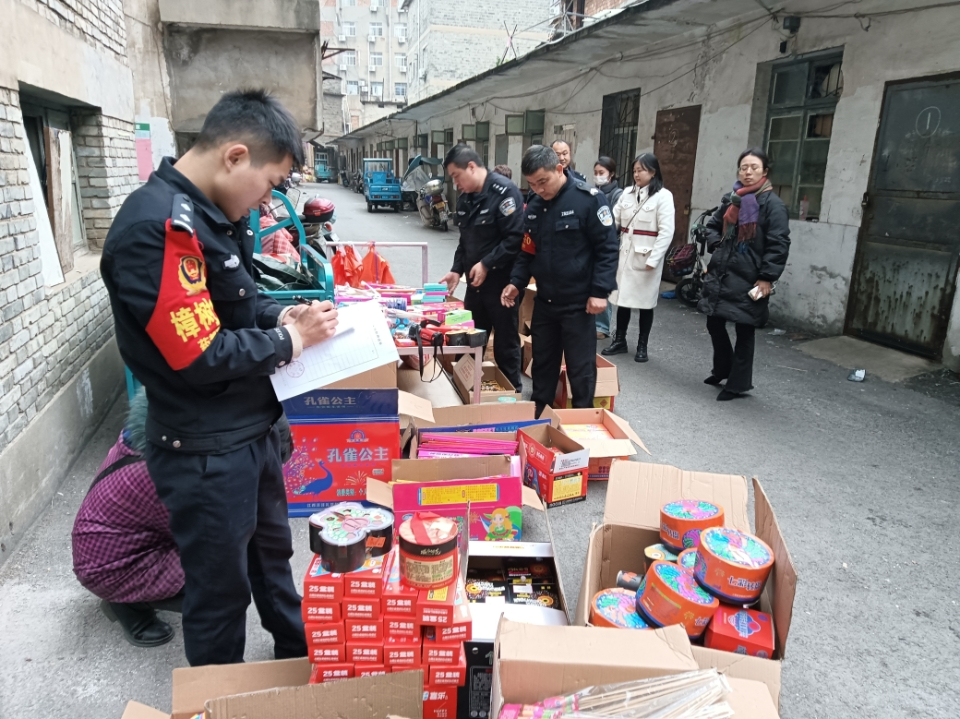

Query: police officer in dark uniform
552 140 587 182
101 90 339 666
439 144 525 389
502 145 618 416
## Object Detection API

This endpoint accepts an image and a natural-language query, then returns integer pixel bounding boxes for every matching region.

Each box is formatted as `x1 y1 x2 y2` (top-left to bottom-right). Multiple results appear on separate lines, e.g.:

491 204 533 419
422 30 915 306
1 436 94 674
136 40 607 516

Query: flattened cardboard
121 703 169 719
726 677 781 719
204 670 424 719
753 476 796 658
491 619 697 717
692 647 783 711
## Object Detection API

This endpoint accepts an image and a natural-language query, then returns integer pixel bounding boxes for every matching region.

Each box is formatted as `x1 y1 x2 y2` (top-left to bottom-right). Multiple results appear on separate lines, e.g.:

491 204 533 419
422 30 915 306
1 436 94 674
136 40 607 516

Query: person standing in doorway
440 144 525 390
593 157 624 339
501 145 618 416
699 147 791 400
602 153 675 362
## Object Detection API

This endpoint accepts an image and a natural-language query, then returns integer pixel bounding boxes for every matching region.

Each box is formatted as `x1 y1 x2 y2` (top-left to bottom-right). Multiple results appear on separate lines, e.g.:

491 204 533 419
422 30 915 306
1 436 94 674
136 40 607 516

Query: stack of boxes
302 542 471 719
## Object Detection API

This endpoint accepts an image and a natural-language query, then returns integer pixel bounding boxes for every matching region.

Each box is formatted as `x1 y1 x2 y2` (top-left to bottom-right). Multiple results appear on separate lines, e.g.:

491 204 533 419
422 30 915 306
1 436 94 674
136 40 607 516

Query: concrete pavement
1 182 958 718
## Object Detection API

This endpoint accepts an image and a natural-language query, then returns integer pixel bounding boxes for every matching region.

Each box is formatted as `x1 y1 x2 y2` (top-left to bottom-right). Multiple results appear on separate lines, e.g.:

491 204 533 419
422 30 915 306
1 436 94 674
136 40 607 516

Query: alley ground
1 183 958 718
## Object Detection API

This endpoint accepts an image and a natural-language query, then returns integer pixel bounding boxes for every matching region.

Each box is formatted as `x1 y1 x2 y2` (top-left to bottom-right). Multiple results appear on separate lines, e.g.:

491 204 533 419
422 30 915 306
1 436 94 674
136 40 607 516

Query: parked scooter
297 196 338 259
402 155 449 231
672 206 717 308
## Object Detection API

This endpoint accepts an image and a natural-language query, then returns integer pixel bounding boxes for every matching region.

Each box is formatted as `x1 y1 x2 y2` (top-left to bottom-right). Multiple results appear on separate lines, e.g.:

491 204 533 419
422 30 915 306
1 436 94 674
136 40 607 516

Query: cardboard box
382 545 420 616
489 620 778 719
553 355 619 410
304 555 345 603
452 354 522 404
323 361 398 390
283 389 433 516
423 638 463 665
344 562 387 598
428 649 467 686
309 662 354 683
305 621 344 646
356 663 390 677
424 685 459 719
347 640 384 664
122 659 422 719
518 425 589 507
518 284 536 337
418 576 467 626
520 334 533 377
399 363 465 410
346 617 384 642
574 460 797 708
406 401 548 453
370 456 536 542
542 407 649 480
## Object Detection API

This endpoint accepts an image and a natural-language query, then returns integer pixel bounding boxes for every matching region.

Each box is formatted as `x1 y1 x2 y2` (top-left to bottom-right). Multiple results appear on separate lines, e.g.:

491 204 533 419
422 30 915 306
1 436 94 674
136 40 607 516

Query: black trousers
464 280 522 390
146 427 307 665
531 300 597 410
706 315 756 393
615 307 654 345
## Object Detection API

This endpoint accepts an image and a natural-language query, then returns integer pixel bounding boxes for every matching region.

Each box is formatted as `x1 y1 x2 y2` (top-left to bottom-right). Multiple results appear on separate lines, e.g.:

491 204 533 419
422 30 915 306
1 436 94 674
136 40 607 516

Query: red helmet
304 197 335 222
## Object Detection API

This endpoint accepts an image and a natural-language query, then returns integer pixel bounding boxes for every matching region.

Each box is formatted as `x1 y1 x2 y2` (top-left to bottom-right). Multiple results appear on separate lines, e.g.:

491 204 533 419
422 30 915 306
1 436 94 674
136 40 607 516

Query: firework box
518 425 589 508
368 456 539 542
574 460 797 710
305 621 344 646
704 606 776 659
347 640 384 665
417 576 471 628
406 400 549 453
553 355 620 411
424 685 459 719
428 649 467 686
346 618 384 642
308 644 346 664
382 545 420 616
541 407 649 480
452 354 522 404
489 619 779 719
282 388 433 517
302 600 341 624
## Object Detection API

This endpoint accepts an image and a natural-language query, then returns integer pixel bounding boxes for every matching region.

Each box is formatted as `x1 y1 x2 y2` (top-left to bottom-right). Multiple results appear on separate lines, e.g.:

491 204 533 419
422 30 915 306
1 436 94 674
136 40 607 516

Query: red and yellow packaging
303 555 344 603
309 663 354 684
356 663 390 677
423 686 458 719
694 527 775 604
385 633 422 667
343 556 387 598
308 644 346 664
636 561 719 639
398 512 459 590
382 546 419 616
417 576 470 626
428 649 467 686
345 618 383 642
343 598 381 621
659 500 725 553
305 621 344 646
385 616 420 639
704 606 775 658
422 634 463 665
347 640 384 664
302 601 341 624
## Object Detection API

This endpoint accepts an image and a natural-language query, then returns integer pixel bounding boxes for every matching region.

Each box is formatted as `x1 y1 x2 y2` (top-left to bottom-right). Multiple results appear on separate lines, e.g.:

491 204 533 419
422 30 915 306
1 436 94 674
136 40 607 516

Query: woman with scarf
593 156 624 339
602 153 675 362
699 148 791 401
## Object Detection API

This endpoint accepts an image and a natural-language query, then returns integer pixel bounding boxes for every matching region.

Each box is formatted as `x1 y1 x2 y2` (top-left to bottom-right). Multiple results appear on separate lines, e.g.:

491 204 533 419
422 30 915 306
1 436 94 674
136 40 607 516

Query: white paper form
270 300 400 401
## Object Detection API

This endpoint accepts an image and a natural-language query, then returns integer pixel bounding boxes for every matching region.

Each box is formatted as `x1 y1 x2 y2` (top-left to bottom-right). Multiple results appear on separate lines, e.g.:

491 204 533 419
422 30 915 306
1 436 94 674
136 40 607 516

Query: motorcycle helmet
304 197 335 223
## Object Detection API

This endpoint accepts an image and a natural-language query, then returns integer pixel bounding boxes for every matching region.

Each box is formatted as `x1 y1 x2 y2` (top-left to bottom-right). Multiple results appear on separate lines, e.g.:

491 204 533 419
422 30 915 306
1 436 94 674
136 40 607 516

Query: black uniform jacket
451 171 524 284
101 158 296 454
698 190 791 327
510 177 619 310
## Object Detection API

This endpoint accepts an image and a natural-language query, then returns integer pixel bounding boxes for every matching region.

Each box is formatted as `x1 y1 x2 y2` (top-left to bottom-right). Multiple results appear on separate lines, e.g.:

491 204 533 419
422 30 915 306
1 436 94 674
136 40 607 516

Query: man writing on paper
101 90 337 665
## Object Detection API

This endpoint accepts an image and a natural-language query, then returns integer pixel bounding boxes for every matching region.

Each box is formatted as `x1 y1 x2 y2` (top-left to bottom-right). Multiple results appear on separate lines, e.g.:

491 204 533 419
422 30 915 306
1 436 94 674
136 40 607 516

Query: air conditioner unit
359 81 368 88
369 35 378 42
369 64 379 72
419 69 427 80
338 35 346 42
398 36 406 44
399 66 407 74
338 64 348 73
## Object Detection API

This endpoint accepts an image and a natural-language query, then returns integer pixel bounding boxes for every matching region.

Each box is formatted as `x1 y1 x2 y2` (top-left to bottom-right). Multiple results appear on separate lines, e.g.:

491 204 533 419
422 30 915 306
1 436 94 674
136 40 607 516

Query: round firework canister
589 588 649 629
636 561 719 639
309 503 395 573
677 548 698 572
398 512 460 589
659 500 725 553
615 570 644 592
643 543 678 572
694 527 774 604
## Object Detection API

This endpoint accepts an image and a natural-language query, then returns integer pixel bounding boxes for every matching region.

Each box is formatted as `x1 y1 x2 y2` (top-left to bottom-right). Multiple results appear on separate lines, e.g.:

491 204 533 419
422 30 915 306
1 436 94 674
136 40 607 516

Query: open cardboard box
518 424 589 507
574 460 797 708
554 355 619 410
411 430 519 460
452 354 522 404
323 361 398 389
403 401 545 450
520 334 533 377
518 284 536 337
490 620 778 719
541 407 649 480
121 661 424 719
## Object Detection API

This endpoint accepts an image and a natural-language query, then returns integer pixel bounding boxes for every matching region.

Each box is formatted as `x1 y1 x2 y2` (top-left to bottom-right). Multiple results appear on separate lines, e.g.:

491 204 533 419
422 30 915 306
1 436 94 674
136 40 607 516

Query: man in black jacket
101 90 339 665
440 145 525 389
501 146 619 415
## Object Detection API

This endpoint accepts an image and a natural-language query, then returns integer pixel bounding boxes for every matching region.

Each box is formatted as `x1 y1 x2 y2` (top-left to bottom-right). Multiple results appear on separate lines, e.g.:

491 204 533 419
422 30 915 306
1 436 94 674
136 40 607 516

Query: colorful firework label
663 500 722 520
312 503 393 546
654 563 716 606
592 588 648 629
701 527 772 568
727 609 762 638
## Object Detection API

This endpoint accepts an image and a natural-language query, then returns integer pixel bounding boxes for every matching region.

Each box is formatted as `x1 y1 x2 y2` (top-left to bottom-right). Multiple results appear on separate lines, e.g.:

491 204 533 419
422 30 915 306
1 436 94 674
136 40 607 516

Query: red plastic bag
360 246 396 285
331 245 364 287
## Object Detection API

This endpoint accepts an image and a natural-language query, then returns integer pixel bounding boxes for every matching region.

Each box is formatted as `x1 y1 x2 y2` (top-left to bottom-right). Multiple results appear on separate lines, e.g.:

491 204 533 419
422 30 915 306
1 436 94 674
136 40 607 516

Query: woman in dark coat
699 148 790 401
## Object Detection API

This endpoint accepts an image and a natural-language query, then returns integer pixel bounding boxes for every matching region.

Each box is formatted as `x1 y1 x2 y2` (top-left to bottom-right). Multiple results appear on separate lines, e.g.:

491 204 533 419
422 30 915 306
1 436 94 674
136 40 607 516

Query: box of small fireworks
302 600 341 624
428 649 467 686
346 640 384 665
452 354 522 404
422 627 464 665
541 407 649 480
424 684 458 719
283 389 433 517
382 545 420 616
304 621 344 646
417 576 470 628
345 618 384 642
385 633 423 668
308 644 346 664
518 425 589 508
405 401 549 454
553 354 619 411
308 662 354 683
355 663 390 677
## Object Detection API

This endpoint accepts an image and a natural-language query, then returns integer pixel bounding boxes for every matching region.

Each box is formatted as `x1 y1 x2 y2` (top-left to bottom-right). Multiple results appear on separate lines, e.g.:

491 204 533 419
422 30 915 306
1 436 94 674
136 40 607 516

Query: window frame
369 22 384 37
346 80 359 95
505 115 524 135
395 82 407 97
344 50 357 66
342 21 356 37
370 52 383 67
395 53 407 68
371 81 384 98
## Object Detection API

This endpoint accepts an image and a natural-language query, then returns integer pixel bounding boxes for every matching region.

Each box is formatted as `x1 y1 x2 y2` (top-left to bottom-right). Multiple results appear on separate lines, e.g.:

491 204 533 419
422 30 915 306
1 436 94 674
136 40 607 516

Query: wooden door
653 105 702 259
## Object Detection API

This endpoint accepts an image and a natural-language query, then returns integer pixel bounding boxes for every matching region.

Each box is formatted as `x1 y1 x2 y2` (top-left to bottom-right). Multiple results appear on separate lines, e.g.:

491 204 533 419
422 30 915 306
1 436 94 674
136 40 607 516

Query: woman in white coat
601 153 675 362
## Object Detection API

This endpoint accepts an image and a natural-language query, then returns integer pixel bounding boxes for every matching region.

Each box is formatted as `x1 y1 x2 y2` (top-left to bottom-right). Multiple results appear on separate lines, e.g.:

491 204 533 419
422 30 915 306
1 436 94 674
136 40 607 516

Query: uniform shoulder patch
597 206 614 227
499 197 517 216
574 180 599 196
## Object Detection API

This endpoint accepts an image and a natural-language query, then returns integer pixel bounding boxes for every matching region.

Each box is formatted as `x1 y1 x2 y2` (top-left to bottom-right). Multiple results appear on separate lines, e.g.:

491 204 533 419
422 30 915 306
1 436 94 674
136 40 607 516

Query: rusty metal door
653 105 701 252
599 90 640 192
846 76 960 358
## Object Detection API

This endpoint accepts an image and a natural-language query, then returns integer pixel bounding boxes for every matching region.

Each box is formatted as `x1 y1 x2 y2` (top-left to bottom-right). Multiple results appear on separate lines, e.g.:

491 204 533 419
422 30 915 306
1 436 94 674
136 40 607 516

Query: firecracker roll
398 511 459 589
636 561 719 639
677 548 698 572
615 570 644 592
659 500 725 553
309 503 395 573
694 527 774 604
643 542 678 571
589 588 649 629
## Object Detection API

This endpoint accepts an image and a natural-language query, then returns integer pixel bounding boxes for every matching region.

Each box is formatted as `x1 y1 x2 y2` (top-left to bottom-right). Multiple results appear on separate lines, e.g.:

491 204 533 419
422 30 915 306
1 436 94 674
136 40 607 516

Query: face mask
594 175 609 186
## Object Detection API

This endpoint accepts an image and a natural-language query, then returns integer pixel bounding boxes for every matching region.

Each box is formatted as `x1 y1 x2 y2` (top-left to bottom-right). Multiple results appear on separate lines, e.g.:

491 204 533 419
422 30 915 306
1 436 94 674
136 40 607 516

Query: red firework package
382 545 419 616
346 618 383 642
385 633 422 667
303 554 344 603
305 621 344 646
428 648 467 686
302 600 341 624
343 555 388 598
704 606 775 658
309 662 354 684
343 597 381 621
355 663 390 677
347 640 384 664
384 616 420 639
308 644 346 664
423 685 458 719
422 630 463 664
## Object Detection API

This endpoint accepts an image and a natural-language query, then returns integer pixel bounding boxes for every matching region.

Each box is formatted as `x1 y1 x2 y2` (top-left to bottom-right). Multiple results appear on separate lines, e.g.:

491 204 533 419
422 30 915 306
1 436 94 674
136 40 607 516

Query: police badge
597 206 614 227
499 197 516 216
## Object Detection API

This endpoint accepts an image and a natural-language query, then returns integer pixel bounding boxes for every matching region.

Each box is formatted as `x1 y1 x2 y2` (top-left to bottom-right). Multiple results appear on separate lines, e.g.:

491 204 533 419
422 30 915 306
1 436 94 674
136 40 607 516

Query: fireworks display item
704 605 776 658
643 542 678 571
659 500 725 553
694 527 775 604
398 512 459 589
615 570 644 592
589 588 649 629
636 561 719 639
677 548 698 572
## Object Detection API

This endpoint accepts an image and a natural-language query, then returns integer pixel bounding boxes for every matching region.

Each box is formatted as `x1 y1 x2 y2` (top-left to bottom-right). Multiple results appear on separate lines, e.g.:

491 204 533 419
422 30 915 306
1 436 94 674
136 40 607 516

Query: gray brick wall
0 88 117 452
20 0 127 61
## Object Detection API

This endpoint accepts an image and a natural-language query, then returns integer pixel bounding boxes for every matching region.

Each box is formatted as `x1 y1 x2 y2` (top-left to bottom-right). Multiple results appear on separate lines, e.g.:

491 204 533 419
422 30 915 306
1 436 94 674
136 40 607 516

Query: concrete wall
164 27 320 133
352 3 960 369
158 0 320 32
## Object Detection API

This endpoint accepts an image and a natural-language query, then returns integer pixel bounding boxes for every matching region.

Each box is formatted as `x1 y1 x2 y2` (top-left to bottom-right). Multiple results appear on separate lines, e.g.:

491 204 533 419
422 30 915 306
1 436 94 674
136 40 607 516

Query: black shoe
601 337 628 356
634 342 648 363
717 389 746 401
101 600 175 647
149 591 184 614
703 376 724 386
